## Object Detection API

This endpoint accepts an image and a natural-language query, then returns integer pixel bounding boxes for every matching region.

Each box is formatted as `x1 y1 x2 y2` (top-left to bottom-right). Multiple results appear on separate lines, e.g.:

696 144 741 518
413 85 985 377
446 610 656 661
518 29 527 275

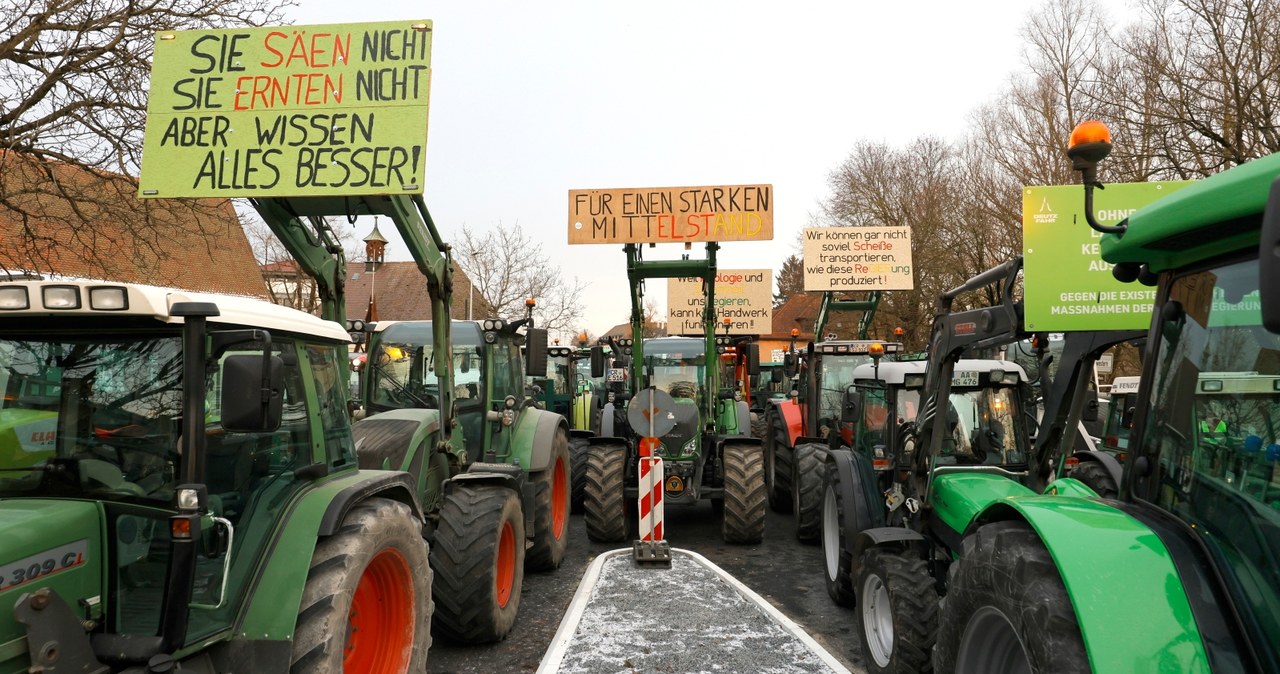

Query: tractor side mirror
590 346 605 378
783 352 796 378
771 367 784 384
525 328 548 377
1082 391 1100 423
745 343 761 376
220 354 283 432
840 387 860 424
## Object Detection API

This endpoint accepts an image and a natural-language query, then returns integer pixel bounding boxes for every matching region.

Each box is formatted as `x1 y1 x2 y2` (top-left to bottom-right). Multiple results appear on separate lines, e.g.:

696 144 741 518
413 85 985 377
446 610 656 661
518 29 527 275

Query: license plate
953 371 979 387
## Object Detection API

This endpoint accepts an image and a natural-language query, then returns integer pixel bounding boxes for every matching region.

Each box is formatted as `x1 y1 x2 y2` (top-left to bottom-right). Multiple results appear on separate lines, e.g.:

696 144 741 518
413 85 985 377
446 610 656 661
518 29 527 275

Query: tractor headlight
0 287 29 310
89 286 128 310
42 285 80 310
681 438 696 454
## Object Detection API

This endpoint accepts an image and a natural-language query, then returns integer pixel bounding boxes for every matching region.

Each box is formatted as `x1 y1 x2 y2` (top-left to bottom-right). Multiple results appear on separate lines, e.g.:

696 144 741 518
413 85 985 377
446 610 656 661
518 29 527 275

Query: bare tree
0 0 292 276
241 206 365 314
455 225 588 337
773 254 805 308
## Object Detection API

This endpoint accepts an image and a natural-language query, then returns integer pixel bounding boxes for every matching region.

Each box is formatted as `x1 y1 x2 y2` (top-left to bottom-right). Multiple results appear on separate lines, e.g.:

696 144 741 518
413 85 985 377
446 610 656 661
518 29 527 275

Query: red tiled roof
344 260 494 322
0 152 266 297
769 293 821 340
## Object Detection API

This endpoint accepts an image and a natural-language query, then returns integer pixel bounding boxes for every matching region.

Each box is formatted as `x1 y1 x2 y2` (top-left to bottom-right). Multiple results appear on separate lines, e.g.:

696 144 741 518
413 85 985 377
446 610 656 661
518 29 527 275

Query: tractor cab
1101 375 1140 460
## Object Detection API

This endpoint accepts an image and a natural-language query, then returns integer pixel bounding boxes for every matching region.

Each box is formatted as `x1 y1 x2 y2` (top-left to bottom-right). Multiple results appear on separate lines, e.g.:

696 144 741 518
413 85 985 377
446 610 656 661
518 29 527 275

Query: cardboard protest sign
140 20 432 198
802 227 913 291
568 185 773 244
667 270 772 335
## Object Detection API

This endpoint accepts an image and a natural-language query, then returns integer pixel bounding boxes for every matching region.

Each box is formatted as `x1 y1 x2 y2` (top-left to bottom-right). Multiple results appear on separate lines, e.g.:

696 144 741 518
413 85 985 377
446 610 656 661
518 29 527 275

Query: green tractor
583 242 766 544
0 281 432 673
538 343 601 513
351 315 570 644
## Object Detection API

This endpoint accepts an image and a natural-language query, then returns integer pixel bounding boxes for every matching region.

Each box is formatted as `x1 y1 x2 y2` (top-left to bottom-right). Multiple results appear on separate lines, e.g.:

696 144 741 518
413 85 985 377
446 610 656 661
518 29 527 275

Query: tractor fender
317 471 423 536
1071 449 1124 490
518 408 568 473
601 402 617 437
851 526 926 578
735 400 751 435
770 398 805 447
969 498 1210 674
568 428 593 441
826 449 885 561
237 470 423 640
351 407 440 475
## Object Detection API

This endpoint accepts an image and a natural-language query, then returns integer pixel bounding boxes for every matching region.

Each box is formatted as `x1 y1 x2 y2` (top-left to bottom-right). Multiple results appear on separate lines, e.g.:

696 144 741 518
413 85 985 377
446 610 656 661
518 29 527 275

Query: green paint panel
140 20 432 198
1043 476 1101 498
1002 497 1210 674
1105 152 1280 270
236 470 400 639
930 472 1035 535
1022 182 1192 331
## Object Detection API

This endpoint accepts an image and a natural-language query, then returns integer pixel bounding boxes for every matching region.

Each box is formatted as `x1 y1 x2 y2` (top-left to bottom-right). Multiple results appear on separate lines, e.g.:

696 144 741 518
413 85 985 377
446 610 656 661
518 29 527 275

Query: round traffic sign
627 386 678 437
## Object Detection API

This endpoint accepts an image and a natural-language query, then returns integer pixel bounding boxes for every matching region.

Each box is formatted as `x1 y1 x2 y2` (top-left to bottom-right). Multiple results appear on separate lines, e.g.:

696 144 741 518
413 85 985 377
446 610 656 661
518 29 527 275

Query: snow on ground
544 550 849 674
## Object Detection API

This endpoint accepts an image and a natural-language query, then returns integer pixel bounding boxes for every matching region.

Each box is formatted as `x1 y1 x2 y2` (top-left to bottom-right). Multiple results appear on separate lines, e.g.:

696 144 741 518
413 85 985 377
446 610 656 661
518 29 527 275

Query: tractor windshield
0 334 182 502
941 385 1026 466
370 322 483 411
644 340 705 401
819 354 874 422
1140 257 1280 651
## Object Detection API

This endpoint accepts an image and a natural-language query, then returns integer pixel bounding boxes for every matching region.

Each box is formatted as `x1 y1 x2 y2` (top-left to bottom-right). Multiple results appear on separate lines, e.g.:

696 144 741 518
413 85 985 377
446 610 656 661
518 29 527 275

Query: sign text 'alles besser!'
567 185 774 244
139 20 432 198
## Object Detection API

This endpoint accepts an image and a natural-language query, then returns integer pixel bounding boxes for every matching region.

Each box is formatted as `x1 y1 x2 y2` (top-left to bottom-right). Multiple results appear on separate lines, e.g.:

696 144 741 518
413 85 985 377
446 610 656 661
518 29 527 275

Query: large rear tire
291 498 431 674
1068 459 1119 499
430 485 524 643
854 548 938 674
722 442 766 544
765 408 793 513
584 442 628 542
935 521 1089 673
792 442 826 543
527 427 571 571
569 435 590 514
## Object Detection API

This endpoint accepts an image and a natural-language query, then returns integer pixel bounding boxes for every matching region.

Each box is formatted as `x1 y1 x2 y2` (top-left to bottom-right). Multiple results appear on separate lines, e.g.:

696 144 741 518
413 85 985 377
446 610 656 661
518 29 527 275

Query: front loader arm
252 195 454 446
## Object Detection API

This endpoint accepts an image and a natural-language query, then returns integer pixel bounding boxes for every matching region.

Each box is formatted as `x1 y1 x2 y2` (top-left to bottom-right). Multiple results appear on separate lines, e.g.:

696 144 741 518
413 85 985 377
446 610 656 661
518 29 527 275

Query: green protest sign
1023 182 1192 331
139 20 432 198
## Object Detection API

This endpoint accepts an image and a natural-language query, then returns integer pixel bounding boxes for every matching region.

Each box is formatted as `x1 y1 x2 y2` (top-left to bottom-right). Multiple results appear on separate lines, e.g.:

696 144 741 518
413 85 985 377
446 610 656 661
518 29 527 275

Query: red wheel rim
496 520 516 608
552 455 568 539
344 548 414 673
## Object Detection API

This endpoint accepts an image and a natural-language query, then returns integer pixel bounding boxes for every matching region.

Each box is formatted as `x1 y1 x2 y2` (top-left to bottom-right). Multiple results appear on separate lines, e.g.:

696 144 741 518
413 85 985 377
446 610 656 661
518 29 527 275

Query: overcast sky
295 0 1132 337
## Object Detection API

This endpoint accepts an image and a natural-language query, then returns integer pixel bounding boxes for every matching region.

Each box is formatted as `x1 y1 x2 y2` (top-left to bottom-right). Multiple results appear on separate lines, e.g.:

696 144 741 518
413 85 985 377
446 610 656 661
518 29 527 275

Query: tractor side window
305 345 355 467
491 341 521 404
856 387 890 454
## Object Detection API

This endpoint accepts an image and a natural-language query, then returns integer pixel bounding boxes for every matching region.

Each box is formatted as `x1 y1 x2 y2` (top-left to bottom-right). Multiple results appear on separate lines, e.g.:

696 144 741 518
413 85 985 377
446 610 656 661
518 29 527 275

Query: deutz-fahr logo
954 322 978 336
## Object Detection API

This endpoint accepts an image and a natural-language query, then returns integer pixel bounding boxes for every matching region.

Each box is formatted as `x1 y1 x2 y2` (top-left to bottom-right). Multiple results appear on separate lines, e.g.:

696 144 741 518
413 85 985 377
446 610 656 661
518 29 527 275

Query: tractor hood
0 500 104 664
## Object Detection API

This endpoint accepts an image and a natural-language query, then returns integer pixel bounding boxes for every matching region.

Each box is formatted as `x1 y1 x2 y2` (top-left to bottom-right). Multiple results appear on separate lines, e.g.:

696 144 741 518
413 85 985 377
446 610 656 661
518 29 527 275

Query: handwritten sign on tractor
139 20 432 198
567 185 774 244
802 227 914 291
667 269 772 335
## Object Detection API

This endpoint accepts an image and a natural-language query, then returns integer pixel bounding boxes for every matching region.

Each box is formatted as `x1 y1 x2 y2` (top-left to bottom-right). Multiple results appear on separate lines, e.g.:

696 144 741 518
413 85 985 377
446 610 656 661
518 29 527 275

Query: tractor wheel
855 548 938 674
430 485 524 643
1069 460 1119 499
765 409 793 513
569 436 590 514
721 442 766 544
291 498 431 674
792 442 827 544
821 461 855 606
527 427 571 571
584 442 628 542
750 411 767 440
935 521 1089 673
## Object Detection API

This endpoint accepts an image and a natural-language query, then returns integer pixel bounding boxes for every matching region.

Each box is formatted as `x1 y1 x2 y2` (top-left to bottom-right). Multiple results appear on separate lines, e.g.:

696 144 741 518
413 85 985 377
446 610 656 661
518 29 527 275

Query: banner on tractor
667 269 772 335
1022 181 1192 331
139 20 433 198
567 185 774 244
802 226 913 291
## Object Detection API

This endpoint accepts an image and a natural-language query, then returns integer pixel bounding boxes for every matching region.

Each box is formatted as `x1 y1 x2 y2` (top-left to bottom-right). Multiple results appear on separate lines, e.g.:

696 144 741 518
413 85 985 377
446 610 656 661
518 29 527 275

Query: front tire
527 427 571 570
1069 459 1119 499
584 442 628 542
855 548 938 674
722 442 766 544
792 442 826 543
430 485 525 643
765 408 793 513
935 521 1089 673
750 411 767 439
821 462 855 606
291 498 431 674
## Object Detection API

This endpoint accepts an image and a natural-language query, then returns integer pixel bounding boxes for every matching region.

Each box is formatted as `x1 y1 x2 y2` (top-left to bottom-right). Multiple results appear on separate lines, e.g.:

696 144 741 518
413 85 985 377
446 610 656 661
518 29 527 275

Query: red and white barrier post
633 436 671 565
